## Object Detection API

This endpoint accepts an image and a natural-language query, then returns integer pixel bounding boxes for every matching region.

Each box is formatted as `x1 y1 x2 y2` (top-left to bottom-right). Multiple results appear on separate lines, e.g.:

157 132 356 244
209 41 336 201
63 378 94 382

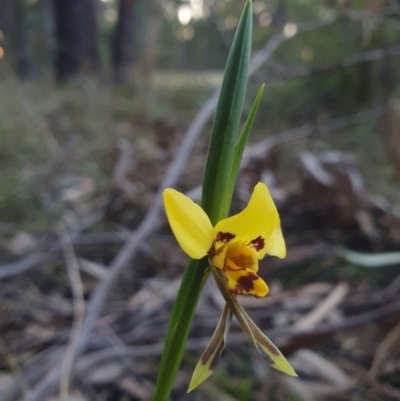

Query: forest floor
0 75 400 401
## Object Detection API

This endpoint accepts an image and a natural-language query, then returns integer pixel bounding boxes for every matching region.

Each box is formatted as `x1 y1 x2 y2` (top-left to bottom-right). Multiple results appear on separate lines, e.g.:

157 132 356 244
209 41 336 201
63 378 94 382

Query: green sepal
188 304 232 392
212 268 297 377
227 84 265 202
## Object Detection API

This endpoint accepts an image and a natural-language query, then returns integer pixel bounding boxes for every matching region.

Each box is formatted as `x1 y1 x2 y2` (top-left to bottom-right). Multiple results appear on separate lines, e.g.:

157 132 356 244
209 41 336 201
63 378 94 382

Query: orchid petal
214 183 279 259
224 268 269 297
163 189 214 259
264 223 286 259
225 242 258 272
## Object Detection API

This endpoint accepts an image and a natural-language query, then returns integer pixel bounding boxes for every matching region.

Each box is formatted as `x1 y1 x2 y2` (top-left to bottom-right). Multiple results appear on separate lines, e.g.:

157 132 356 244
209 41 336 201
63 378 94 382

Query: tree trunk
53 0 101 82
112 0 137 83
81 0 102 74
0 0 34 79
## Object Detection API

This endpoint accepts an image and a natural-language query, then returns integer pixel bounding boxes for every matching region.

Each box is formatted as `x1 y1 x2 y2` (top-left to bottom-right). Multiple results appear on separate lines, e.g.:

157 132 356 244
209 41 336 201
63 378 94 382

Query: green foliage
201 0 252 224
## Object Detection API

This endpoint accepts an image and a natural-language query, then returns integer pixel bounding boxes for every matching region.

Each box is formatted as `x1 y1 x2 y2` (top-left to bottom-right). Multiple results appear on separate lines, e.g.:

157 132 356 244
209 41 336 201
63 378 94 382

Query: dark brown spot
207 240 225 259
207 243 216 258
230 272 259 295
216 232 236 243
249 236 265 251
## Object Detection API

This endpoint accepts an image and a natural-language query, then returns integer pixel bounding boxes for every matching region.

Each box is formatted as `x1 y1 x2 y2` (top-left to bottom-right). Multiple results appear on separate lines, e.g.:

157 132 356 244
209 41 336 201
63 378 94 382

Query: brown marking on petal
207 240 225 259
229 272 259 295
209 341 225 370
230 254 254 269
216 232 236 243
253 332 280 357
201 336 218 364
248 236 265 251
207 242 216 258
200 339 225 370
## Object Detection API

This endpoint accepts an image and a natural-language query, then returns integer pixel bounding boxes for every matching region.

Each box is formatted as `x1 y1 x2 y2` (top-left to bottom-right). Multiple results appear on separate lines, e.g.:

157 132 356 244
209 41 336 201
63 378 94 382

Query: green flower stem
152 258 209 401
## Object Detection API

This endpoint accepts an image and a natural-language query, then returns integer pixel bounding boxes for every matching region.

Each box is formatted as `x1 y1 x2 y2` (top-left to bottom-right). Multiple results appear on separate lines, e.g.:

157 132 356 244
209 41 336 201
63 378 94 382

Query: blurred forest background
1 0 400 400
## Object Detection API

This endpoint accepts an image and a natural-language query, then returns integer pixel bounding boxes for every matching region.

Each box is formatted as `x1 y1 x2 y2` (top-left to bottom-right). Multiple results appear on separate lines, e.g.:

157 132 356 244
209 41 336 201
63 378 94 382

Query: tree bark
112 0 137 82
0 0 34 79
53 0 101 82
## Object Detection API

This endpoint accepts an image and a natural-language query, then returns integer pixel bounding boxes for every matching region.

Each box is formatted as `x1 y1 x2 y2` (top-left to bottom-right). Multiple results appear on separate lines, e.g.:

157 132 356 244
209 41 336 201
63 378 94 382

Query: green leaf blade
227 84 265 200
201 0 253 224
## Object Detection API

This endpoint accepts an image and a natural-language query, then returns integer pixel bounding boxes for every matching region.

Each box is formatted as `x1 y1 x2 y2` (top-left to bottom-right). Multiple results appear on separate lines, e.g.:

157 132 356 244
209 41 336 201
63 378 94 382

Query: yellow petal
214 183 279 259
224 268 269 297
264 223 286 258
163 189 214 259
225 242 259 272
210 243 227 270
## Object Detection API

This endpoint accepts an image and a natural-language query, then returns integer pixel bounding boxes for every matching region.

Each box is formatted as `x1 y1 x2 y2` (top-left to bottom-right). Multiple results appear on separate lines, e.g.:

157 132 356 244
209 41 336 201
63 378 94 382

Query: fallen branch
0 209 105 279
58 228 85 401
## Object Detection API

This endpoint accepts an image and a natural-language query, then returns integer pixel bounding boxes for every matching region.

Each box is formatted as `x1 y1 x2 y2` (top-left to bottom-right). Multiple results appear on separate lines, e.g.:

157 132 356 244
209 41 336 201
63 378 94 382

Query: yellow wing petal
163 189 213 259
214 183 279 259
264 223 286 258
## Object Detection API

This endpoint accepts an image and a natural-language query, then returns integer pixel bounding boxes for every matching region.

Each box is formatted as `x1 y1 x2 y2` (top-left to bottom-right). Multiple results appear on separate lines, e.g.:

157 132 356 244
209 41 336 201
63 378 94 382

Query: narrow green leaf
188 304 232 392
212 268 297 377
227 84 265 201
201 0 253 225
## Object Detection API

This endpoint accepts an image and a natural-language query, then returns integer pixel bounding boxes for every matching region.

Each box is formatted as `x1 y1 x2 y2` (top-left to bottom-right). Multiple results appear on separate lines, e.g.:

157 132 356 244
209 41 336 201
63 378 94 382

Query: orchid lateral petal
214 183 280 259
163 189 214 259
264 223 286 259
188 305 232 392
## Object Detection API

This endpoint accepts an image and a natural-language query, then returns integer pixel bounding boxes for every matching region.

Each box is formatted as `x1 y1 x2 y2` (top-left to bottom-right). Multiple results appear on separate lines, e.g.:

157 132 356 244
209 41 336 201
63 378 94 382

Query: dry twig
57 227 85 401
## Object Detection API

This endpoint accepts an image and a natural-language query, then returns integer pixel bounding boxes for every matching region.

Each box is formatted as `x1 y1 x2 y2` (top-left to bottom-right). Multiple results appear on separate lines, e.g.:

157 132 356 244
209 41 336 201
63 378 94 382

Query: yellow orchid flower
163 182 286 298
